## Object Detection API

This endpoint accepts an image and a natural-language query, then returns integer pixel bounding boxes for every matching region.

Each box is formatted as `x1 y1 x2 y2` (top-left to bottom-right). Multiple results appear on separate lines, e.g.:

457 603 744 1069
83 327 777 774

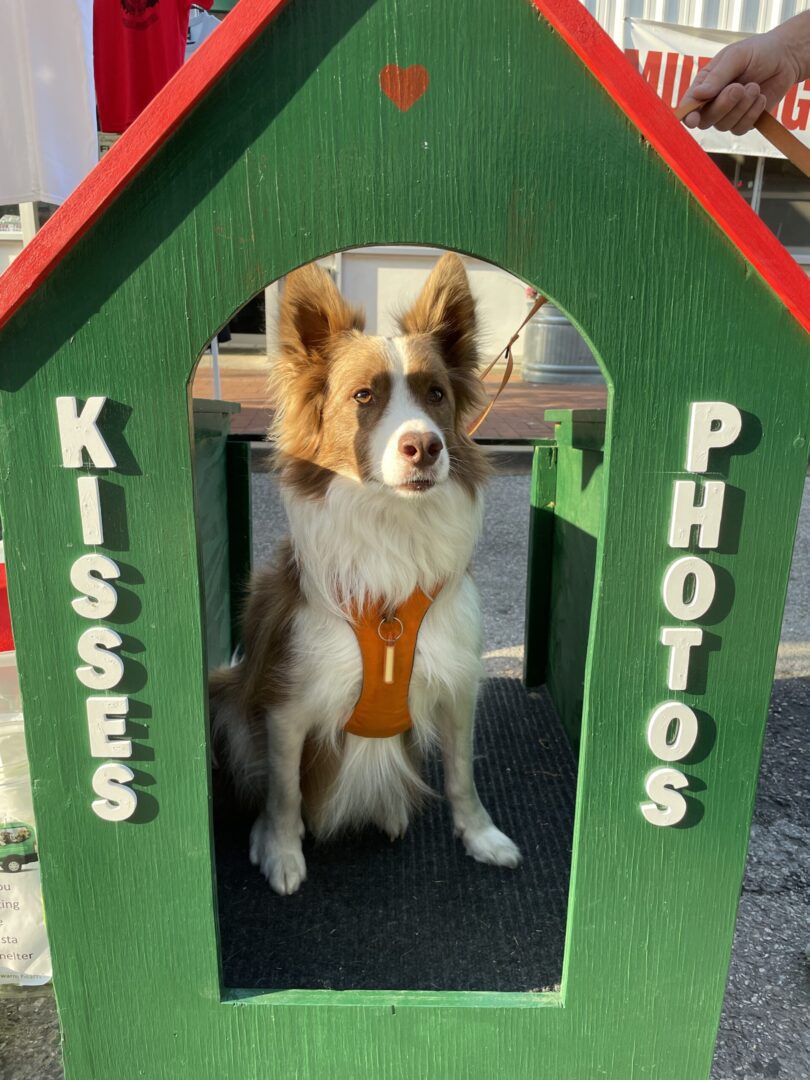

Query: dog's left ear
398 252 478 371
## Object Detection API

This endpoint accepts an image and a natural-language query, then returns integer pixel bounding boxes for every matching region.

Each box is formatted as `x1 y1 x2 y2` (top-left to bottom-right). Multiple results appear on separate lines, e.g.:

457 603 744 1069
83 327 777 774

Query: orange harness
344 587 439 738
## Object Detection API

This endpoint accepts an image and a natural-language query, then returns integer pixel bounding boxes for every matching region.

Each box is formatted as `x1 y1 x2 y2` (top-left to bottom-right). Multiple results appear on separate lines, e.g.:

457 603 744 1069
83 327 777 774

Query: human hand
679 23 804 135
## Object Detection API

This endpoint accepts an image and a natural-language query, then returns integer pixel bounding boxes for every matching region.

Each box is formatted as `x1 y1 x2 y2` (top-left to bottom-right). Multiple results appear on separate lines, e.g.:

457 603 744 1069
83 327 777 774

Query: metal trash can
521 299 605 385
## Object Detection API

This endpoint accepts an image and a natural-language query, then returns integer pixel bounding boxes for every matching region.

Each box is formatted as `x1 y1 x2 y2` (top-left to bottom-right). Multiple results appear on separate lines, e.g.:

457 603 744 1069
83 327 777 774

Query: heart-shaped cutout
379 64 429 112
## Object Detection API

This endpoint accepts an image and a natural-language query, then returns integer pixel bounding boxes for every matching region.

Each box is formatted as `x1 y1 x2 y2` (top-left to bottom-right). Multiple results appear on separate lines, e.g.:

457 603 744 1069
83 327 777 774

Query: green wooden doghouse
1 0 809 1076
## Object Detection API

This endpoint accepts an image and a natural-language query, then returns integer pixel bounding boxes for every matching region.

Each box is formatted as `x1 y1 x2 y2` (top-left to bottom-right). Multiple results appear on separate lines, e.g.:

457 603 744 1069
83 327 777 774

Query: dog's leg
439 686 522 868
249 705 308 895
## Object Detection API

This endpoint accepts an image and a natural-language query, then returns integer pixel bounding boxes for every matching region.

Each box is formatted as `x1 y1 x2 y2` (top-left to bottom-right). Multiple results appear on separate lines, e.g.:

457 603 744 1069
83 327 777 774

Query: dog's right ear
279 264 365 360
271 264 365 465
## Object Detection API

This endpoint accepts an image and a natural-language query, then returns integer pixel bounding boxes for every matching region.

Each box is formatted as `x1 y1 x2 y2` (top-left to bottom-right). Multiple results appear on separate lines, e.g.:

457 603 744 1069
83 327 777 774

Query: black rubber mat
213 678 577 992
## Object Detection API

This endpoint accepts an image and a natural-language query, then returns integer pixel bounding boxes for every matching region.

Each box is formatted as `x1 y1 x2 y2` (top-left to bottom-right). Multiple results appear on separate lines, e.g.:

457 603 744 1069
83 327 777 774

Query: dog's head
270 252 489 499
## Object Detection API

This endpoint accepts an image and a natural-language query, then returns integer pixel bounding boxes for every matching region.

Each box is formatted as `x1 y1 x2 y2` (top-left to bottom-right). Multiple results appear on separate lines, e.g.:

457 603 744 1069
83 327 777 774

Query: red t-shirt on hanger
94 0 214 134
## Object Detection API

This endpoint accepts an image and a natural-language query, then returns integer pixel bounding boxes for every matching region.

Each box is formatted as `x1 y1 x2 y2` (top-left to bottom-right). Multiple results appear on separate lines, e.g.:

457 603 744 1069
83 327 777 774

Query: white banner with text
627 19 810 158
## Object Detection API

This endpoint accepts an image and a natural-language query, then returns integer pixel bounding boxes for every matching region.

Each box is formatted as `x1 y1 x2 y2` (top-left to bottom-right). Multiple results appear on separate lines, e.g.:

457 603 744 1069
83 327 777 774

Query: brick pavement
192 355 607 441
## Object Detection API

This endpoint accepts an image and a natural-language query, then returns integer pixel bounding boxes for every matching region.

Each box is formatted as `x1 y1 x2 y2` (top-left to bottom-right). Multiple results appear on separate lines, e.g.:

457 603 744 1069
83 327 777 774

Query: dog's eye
353 388 373 405
427 387 444 403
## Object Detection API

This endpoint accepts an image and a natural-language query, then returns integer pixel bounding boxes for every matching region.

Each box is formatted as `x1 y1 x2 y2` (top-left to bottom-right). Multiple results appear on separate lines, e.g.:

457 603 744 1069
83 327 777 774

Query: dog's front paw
381 804 410 842
263 846 307 895
249 816 307 895
462 824 522 869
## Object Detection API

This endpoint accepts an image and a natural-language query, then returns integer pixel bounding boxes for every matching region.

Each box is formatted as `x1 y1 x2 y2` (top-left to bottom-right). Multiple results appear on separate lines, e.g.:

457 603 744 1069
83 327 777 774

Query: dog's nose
398 431 443 467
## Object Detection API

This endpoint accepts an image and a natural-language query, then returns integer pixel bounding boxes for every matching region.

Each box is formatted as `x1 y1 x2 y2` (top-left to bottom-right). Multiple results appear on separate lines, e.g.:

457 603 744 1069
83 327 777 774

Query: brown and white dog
210 253 521 895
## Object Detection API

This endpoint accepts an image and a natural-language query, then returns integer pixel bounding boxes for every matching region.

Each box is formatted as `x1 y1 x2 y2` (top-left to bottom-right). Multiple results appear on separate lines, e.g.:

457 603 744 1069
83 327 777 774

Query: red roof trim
531 0 810 334
0 0 290 333
1 0 808 336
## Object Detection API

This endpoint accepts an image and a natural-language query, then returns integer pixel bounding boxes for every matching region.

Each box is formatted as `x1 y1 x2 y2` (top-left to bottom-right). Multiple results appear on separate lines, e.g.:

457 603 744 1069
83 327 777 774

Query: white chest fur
283 478 484 747
284 477 483 611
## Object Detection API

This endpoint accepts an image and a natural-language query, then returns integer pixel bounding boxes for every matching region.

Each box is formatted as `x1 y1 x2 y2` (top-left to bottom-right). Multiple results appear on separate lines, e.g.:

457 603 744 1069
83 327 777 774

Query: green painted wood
225 438 252 649
523 441 557 689
0 1 809 1077
193 399 241 668
544 410 606 750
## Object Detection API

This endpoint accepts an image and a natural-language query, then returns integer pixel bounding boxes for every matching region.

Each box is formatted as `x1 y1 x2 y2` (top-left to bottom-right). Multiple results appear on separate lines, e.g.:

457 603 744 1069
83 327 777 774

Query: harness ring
377 616 404 644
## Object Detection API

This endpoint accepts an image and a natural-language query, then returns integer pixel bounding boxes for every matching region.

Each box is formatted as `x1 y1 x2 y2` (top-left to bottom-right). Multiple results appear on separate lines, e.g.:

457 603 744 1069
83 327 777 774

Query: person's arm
679 12 810 134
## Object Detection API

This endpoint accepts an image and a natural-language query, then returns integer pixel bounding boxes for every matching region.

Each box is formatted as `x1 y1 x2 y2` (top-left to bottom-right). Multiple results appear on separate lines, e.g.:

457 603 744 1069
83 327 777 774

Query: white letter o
647 701 699 762
662 556 716 621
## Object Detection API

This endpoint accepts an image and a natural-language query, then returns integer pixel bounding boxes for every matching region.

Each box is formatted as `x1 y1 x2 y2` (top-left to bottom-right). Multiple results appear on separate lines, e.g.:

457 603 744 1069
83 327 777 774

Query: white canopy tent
0 0 97 209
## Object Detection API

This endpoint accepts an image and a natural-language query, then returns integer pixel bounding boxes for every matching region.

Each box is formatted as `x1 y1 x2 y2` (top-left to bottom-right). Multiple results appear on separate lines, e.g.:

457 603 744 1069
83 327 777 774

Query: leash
674 97 810 178
467 293 548 437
